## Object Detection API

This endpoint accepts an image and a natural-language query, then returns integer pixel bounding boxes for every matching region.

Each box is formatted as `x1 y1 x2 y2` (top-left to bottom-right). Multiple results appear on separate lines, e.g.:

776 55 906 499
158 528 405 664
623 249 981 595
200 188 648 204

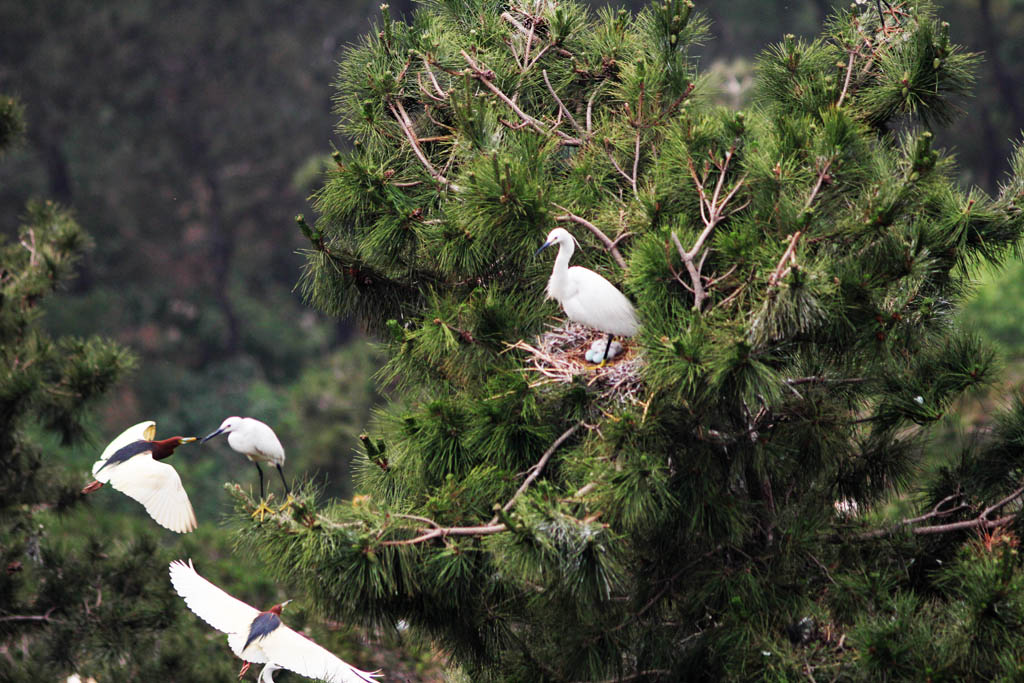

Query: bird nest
508 320 646 405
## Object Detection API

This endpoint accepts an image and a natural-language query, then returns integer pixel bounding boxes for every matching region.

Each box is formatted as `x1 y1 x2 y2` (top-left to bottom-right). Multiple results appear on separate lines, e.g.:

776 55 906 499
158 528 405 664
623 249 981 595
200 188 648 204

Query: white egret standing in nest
169 559 381 683
536 227 639 365
201 416 289 521
81 421 198 533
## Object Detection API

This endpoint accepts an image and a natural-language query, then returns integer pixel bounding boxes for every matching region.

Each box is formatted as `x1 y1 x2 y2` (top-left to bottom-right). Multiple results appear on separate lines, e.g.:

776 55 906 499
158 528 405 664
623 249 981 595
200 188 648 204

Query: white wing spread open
98 455 196 533
248 625 380 683
169 559 260 634
170 559 380 683
94 420 156 470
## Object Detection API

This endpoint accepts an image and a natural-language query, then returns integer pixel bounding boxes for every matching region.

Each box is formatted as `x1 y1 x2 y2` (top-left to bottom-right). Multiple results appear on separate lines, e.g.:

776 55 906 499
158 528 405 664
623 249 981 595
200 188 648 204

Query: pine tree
235 2 1024 679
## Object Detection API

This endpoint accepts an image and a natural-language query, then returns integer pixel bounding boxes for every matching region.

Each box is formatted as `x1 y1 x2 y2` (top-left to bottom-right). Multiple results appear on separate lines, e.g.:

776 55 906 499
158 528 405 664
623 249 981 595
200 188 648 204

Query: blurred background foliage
0 0 1021 679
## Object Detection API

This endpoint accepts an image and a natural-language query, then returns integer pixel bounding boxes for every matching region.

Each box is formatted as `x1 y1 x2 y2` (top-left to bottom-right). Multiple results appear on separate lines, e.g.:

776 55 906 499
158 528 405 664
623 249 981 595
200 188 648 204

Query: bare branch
768 231 802 288
388 101 461 191
586 87 600 136
423 58 449 99
604 139 638 194
784 376 869 387
523 15 536 67
462 51 582 145
804 157 836 212
553 206 628 269
417 74 448 103
670 148 749 312
704 263 738 288
910 514 1015 537
631 130 641 197
0 608 61 624
490 422 582 524
382 424 582 546
982 484 1024 519
500 11 532 38
382 523 508 546
837 49 856 107
526 44 551 71
543 70 583 133
389 512 442 529
671 231 706 309
857 486 1024 540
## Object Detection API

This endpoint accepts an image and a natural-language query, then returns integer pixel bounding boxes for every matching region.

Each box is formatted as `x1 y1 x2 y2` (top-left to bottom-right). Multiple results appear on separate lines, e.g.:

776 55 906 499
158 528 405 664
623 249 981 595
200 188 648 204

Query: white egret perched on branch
201 416 288 520
536 227 639 364
81 421 198 533
169 559 380 683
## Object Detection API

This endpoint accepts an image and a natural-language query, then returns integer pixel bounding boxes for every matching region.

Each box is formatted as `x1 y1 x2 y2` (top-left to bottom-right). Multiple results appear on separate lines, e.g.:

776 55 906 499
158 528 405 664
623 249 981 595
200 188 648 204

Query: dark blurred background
0 0 1021 520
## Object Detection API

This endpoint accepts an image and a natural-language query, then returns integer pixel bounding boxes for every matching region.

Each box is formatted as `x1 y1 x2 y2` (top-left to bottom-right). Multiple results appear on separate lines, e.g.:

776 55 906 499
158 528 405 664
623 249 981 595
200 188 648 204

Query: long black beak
200 428 224 444
534 240 552 257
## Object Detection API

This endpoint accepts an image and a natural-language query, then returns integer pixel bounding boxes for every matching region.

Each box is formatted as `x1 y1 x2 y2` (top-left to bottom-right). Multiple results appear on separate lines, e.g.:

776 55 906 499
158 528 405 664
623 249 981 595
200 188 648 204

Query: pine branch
461 51 582 145
380 424 583 545
489 421 582 524
803 155 836 212
672 147 749 310
837 49 856 108
857 486 1024 540
433 317 477 344
767 231 801 288
381 522 508 546
603 138 639 199
784 376 868 386
553 206 628 269
0 609 62 624
543 70 583 134
388 100 460 191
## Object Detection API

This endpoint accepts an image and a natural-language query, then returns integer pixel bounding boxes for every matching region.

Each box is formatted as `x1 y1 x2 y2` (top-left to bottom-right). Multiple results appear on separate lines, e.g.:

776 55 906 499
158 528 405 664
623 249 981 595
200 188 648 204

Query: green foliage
0 0 368 507
237 1 1024 680
0 95 25 155
0 94 405 680
0 96 167 679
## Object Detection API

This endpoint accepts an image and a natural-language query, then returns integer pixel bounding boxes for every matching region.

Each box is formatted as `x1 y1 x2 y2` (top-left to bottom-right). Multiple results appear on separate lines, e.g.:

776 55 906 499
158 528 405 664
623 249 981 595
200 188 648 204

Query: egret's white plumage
86 421 197 534
538 228 639 360
202 417 288 498
169 560 380 683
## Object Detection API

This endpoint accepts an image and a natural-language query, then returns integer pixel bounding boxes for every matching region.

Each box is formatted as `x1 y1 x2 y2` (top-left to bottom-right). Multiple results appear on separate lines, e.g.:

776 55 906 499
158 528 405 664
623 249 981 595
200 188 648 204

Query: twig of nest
507 320 645 405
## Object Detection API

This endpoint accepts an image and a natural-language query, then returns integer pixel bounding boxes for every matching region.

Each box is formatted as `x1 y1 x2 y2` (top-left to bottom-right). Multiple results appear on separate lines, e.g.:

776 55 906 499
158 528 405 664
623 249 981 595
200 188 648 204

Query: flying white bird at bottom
169 560 380 683
536 227 639 365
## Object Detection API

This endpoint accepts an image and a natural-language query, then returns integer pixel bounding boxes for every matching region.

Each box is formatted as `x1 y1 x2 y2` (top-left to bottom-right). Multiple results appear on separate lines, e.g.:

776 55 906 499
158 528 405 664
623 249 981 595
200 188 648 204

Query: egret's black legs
249 462 276 521
276 463 290 496
274 463 294 514
602 333 614 363
254 461 265 498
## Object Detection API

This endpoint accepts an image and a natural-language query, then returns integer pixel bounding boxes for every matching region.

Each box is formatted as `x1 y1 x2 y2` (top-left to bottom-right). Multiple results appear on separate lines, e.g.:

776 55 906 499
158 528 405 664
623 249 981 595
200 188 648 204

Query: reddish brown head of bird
151 436 198 460
268 599 293 616
82 436 198 494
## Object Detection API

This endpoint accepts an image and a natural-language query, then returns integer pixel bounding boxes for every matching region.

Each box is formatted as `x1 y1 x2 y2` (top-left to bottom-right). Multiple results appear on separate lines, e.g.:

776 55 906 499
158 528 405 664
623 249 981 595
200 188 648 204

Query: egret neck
546 235 576 302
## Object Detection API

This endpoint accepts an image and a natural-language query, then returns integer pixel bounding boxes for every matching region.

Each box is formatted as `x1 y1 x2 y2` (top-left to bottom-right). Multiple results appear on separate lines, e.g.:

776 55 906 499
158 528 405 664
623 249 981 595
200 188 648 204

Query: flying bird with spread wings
82 421 198 533
169 559 380 683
